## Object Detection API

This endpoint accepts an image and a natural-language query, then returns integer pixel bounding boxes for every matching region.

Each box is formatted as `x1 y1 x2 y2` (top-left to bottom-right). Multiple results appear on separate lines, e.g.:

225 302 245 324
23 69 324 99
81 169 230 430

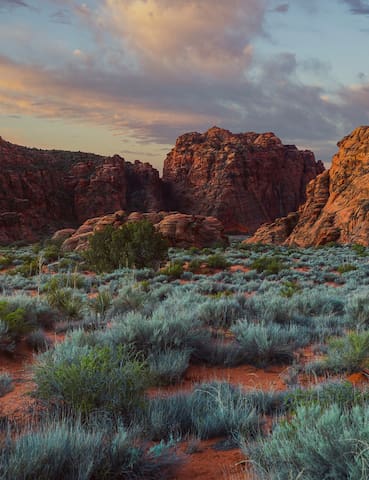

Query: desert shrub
148 348 191 385
43 274 86 291
337 263 357 274
188 258 202 273
345 293 369 329
89 289 112 322
246 404 369 480
34 342 149 415
0 419 181 480
108 282 149 318
0 321 16 352
25 329 52 353
251 255 286 275
206 254 229 269
160 262 184 279
197 295 245 328
0 300 30 340
14 255 40 277
284 380 369 412
322 332 369 374
42 243 61 262
0 373 13 397
232 321 309 367
85 221 168 272
352 243 368 256
46 286 85 321
280 280 302 298
147 382 261 441
0 254 14 270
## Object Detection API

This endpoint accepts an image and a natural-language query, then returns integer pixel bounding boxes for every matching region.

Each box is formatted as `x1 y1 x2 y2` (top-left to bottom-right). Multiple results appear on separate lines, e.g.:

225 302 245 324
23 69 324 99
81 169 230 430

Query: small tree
85 220 168 272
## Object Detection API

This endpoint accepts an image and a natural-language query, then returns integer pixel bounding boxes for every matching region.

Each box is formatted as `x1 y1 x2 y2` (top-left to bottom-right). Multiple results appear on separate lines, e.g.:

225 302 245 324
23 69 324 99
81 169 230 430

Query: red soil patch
0 331 65 421
293 266 310 273
149 364 288 397
347 372 369 386
0 342 35 421
325 281 342 288
229 265 251 273
174 439 249 480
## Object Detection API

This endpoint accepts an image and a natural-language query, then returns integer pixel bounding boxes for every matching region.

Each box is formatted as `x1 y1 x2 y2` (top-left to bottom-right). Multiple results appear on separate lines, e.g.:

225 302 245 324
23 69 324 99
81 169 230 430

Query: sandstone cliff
57 211 228 251
248 126 369 246
0 137 163 244
163 126 324 233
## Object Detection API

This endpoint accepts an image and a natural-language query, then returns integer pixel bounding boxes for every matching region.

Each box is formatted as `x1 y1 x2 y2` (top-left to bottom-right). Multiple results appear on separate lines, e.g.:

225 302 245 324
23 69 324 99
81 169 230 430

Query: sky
1 0 369 171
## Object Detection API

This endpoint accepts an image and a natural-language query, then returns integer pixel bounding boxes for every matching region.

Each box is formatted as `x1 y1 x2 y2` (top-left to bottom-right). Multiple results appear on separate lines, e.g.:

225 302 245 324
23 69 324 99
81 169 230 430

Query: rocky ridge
248 126 369 246
57 211 228 251
163 127 324 233
0 137 163 244
0 128 324 244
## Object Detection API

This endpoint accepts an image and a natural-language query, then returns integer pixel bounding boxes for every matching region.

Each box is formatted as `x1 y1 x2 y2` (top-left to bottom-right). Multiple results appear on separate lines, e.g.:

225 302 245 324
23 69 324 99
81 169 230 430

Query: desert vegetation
1 235 369 478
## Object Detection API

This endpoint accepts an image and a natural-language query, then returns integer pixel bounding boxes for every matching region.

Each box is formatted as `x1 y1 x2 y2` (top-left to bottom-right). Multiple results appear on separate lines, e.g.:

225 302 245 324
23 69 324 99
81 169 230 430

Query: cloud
0 0 367 165
0 0 31 10
272 3 289 13
93 0 266 78
50 9 72 24
342 0 369 14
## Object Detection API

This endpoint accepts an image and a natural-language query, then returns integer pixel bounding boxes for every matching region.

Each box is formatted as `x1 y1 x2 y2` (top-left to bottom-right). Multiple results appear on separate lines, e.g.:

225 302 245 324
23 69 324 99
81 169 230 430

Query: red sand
174 439 249 480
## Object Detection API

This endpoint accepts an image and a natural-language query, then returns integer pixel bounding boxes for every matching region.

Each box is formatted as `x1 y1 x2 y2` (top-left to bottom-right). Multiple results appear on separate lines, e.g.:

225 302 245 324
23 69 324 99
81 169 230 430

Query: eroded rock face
60 211 228 251
163 127 324 233
247 126 369 246
0 137 163 244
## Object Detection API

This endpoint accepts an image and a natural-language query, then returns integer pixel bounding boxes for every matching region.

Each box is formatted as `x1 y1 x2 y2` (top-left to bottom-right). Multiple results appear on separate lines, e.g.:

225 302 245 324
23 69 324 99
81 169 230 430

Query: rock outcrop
60 211 228 251
0 127 325 245
0 137 163 244
248 126 369 246
163 126 324 233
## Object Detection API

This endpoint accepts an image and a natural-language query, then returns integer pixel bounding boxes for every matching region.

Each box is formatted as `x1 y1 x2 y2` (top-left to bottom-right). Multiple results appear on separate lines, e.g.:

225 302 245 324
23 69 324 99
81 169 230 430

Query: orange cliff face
248 126 369 247
162 126 324 234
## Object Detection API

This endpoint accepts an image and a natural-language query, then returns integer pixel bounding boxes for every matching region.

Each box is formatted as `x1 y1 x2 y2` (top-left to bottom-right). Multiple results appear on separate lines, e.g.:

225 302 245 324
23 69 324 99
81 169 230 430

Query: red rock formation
248 126 369 246
60 211 228 251
0 137 163 244
163 127 324 233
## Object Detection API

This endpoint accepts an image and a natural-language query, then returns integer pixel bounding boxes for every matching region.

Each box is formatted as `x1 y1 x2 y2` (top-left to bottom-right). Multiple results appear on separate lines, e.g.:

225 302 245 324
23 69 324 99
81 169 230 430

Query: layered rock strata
248 126 369 246
163 126 324 233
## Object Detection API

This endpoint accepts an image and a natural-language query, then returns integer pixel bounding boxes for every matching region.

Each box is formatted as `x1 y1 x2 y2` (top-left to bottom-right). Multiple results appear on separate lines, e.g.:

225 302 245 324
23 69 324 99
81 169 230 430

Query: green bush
0 300 30 340
187 258 202 273
46 284 85 321
206 254 229 269
14 256 40 277
352 243 368 256
324 332 369 373
251 255 286 274
160 262 183 279
89 290 112 322
85 221 168 272
280 280 302 298
34 342 149 415
0 254 14 270
337 263 357 274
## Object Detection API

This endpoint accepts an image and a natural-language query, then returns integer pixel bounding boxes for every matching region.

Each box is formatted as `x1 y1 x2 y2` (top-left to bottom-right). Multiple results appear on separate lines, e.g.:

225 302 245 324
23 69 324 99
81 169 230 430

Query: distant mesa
248 126 369 246
0 127 324 244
